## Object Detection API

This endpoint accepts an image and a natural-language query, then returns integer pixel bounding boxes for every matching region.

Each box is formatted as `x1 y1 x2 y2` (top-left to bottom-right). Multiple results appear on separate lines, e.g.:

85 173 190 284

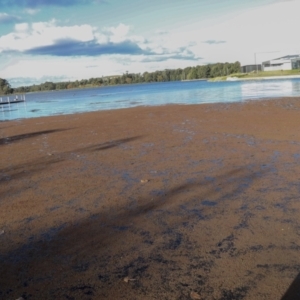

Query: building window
292 60 300 69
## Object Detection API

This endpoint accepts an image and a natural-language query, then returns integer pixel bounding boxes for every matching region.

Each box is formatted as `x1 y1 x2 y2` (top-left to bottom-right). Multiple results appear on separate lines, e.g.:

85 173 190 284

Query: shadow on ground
0 129 72 146
0 165 272 299
79 136 143 152
0 135 143 186
281 273 300 300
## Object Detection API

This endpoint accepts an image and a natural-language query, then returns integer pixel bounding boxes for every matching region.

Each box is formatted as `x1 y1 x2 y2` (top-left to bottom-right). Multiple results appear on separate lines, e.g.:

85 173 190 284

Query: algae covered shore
1 98 300 299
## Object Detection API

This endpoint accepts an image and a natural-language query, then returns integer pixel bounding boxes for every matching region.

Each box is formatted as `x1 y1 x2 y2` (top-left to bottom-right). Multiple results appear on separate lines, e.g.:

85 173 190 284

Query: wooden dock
0 95 26 106
0 99 25 106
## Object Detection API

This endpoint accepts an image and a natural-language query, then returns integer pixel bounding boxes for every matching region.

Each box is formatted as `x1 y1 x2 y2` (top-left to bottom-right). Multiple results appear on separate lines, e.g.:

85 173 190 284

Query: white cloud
0 20 96 52
155 29 168 35
95 23 146 44
155 0 300 65
104 23 131 43
15 23 29 32
0 21 148 54
0 55 125 84
24 8 40 15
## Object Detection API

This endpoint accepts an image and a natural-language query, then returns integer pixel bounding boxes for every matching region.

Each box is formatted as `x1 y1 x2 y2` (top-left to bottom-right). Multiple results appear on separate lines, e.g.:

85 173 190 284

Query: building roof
273 55 300 60
241 64 261 67
262 54 300 65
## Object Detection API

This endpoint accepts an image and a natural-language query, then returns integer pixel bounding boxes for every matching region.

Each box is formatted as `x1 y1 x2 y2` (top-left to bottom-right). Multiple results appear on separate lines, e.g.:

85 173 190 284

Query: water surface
1 79 300 121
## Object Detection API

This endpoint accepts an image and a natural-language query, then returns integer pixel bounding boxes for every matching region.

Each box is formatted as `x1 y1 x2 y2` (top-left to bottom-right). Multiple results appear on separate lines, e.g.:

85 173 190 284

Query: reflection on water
241 80 300 99
1 101 28 121
2 78 300 121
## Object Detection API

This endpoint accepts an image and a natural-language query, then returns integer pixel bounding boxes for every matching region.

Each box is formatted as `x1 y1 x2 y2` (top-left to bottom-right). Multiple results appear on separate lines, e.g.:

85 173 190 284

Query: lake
1 78 300 121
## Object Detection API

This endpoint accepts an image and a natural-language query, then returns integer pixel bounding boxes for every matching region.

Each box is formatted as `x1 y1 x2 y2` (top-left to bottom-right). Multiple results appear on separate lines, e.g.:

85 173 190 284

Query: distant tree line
0 78 13 95
1 61 240 94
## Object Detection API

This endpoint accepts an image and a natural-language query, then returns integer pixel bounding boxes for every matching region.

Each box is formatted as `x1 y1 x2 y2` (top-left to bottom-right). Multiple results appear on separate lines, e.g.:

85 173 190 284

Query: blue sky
0 0 299 87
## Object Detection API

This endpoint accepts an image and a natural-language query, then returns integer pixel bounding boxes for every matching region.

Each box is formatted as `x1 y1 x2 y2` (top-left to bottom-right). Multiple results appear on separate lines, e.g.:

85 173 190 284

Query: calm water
1 78 300 121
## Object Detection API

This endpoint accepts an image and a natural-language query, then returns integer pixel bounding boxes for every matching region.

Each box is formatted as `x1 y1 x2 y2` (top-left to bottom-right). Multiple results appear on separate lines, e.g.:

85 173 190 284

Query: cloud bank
0 21 199 62
25 39 150 56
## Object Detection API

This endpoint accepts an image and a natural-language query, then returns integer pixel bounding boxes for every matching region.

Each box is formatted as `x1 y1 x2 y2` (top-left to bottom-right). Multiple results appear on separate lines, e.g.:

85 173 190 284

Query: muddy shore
1 98 300 300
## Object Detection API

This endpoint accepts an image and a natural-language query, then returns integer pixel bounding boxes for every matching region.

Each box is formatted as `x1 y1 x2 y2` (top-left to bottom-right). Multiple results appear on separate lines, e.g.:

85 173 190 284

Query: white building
262 55 300 71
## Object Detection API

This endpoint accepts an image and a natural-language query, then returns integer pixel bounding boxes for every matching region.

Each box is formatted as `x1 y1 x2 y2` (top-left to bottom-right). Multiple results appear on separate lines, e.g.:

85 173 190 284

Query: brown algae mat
1 98 300 300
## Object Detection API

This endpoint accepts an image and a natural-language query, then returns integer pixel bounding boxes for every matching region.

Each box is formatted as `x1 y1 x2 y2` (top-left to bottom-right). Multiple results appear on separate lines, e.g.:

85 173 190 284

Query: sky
0 0 299 87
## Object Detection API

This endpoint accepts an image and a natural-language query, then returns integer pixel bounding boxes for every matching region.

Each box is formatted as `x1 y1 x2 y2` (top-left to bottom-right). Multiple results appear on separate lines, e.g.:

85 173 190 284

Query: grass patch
242 69 300 78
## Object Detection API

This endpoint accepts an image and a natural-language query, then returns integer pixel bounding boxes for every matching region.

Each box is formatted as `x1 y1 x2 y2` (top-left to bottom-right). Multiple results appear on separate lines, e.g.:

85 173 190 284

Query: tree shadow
0 155 64 185
0 165 269 299
0 129 72 146
281 273 300 300
0 135 143 186
78 136 143 152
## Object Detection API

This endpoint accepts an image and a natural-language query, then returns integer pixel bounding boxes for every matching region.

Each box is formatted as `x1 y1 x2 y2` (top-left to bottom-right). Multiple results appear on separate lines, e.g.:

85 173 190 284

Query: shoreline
1 97 300 299
2 93 300 123
210 74 300 82
233 74 300 81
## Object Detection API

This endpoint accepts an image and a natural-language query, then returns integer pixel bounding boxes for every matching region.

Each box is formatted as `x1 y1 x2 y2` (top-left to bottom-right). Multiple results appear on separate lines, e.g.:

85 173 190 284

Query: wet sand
1 98 300 299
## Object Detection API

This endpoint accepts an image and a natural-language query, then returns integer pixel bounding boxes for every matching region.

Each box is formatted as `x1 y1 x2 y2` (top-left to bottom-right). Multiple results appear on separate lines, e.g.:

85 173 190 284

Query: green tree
204 65 211 78
29 85 40 92
233 61 241 73
56 82 68 90
7 61 242 92
143 72 151 82
0 78 12 95
41 81 55 90
162 69 171 81
187 67 198 80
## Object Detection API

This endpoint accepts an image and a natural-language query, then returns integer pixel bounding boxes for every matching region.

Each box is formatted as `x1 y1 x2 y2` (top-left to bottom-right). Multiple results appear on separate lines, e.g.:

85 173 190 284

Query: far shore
3 73 300 97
